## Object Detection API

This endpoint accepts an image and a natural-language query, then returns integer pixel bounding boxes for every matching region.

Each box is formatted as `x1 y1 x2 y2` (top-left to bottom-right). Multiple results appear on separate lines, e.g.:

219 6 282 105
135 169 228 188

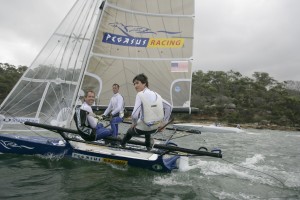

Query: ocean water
0 128 299 200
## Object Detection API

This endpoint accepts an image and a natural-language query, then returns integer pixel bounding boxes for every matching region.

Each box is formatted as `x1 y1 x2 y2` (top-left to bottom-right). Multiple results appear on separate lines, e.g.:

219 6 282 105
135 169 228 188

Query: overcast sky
0 0 299 82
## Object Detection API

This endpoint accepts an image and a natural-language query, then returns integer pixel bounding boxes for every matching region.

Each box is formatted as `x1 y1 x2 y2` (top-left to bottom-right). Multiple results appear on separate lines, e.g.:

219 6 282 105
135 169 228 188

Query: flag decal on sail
171 61 189 72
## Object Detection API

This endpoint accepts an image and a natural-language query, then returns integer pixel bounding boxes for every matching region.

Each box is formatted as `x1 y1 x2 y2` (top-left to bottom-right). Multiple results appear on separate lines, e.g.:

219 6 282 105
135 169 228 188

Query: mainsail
85 0 195 109
0 0 194 132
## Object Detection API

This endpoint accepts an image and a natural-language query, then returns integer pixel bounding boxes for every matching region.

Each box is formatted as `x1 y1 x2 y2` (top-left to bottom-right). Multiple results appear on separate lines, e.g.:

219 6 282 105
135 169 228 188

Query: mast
68 1 106 126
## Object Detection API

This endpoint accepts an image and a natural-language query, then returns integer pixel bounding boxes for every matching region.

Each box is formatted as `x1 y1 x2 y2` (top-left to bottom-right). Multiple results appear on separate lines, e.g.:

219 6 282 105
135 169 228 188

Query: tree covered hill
191 70 300 128
1 63 299 128
0 63 27 103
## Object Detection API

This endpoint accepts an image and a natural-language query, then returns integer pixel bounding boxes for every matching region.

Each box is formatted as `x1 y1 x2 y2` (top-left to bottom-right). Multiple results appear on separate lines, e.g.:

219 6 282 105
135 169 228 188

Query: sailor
121 73 172 150
102 83 125 138
74 90 112 141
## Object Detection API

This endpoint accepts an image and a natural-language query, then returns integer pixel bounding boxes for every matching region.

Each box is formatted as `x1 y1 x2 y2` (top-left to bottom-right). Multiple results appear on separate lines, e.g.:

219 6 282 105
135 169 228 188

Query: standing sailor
121 74 172 150
102 83 124 138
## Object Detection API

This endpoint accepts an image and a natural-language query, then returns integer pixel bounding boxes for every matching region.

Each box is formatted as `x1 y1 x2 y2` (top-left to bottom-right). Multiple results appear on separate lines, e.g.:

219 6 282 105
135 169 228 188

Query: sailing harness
73 106 96 141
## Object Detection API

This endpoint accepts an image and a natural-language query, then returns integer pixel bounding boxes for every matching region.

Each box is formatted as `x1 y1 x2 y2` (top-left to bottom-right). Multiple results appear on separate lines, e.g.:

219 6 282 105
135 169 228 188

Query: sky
0 0 299 82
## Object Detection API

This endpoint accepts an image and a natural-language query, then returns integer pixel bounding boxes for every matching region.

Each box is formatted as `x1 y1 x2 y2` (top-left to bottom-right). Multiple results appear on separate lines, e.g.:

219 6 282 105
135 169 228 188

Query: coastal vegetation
188 70 300 130
0 63 27 103
1 63 299 129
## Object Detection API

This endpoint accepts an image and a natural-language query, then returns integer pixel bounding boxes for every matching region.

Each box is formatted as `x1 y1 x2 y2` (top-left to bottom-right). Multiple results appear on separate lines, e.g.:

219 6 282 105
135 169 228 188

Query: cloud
0 0 75 66
0 0 299 81
194 0 300 81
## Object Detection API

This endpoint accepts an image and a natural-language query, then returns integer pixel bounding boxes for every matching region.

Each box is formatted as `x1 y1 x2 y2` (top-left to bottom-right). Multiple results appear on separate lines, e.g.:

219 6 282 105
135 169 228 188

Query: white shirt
80 102 97 128
104 93 124 116
131 88 172 130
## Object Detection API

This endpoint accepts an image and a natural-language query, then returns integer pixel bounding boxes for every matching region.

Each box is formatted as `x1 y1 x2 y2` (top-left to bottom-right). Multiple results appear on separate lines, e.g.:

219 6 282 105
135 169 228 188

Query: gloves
95 115 103 121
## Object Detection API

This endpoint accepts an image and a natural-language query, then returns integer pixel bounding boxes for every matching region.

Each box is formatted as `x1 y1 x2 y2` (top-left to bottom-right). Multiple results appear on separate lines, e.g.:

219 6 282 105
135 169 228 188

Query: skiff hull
0 134 179 173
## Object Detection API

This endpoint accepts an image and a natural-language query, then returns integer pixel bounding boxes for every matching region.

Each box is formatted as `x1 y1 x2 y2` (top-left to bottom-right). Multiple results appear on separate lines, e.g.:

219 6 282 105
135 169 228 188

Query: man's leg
95 124 113 140
121 127 136 147
145 133 151 149
110 117 123 137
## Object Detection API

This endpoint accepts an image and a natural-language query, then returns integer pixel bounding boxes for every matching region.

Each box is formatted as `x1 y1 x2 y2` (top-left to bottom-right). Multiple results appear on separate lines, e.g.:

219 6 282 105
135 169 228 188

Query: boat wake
36 151 67 161
197 154 300 188
154 154 300 189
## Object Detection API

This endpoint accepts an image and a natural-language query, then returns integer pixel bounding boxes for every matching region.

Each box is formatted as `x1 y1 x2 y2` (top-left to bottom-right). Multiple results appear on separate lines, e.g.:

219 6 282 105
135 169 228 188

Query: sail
0 0 194 132
0 0 102 131
82 0 195 110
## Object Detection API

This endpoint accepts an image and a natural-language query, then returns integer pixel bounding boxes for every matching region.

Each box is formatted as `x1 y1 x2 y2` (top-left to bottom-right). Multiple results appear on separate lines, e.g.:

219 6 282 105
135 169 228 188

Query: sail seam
106 2 193 18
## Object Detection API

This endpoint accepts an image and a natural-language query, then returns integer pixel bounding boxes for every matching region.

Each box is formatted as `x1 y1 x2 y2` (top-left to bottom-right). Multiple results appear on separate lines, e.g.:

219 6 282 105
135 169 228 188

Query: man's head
112 83 120 94
132 73 148 92
84 90 95 106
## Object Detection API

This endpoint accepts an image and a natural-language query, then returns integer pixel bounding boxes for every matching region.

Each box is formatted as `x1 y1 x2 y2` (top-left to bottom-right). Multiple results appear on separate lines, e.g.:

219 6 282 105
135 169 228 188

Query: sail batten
106 1 194 18
91 52 192 61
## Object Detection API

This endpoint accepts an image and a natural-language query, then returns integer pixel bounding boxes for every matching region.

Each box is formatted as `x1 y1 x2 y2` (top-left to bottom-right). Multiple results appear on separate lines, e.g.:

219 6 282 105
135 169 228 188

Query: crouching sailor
121 73 172 150
74 90 112 141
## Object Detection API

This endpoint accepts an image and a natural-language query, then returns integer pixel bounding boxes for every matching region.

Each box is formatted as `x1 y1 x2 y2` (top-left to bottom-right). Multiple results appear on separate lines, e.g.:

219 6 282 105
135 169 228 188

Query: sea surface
0 128 300 200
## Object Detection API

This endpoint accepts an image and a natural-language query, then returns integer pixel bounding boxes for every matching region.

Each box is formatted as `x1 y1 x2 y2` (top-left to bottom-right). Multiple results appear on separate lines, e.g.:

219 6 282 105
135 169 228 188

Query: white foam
155 154 300 189
178 156 191 172
189 156 279 186
37 152 65 161
153 173 193 186
281 171 300 188
214 191 255 200
241 154 265 166
245 131 261 135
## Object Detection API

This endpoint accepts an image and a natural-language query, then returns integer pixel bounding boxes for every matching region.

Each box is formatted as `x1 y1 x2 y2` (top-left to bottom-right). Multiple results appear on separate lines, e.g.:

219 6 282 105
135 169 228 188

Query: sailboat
173 123 245 133
0 0 221 172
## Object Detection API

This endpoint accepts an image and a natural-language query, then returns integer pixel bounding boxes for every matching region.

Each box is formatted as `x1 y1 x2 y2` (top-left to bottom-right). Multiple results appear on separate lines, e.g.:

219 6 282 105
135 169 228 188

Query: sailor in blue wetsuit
74 90 112 141
121 74 172 150
102 84 124 138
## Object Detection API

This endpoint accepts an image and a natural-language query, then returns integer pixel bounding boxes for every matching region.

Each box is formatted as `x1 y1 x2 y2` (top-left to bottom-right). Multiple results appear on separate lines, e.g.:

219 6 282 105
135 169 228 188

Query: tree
0 63 28 104
191 69 300 127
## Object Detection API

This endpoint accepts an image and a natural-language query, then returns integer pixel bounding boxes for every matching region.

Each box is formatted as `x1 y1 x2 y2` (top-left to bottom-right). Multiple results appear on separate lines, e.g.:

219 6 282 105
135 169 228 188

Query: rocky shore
174 117 300 132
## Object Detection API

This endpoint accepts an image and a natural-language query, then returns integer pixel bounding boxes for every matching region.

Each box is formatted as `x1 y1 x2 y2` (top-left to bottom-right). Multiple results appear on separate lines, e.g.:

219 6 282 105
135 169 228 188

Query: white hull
173 123 244 133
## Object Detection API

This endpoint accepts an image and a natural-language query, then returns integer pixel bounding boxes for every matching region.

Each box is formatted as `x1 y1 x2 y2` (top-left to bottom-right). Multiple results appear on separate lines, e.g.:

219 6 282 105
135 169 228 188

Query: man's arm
131 94 142 125
103 99 113 116
111 94 124 115
81 103 98 128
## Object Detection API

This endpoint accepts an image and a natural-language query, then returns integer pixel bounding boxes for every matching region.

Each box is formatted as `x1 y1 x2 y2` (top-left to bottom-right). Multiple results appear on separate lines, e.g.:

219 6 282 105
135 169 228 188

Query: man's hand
157 123 165 132
95 115 103 121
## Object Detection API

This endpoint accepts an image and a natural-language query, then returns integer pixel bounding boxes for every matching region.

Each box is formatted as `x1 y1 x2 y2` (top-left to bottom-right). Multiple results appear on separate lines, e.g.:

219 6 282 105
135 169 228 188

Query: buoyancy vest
73 106 96 141
136 91 164 130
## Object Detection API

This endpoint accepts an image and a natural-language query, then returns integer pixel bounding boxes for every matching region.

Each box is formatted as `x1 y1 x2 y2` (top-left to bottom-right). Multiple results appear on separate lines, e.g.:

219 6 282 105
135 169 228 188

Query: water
1 129 300 200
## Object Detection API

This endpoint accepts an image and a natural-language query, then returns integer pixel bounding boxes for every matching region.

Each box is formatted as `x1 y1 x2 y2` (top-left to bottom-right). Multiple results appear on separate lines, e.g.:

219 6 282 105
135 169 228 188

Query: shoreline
174 120 300 132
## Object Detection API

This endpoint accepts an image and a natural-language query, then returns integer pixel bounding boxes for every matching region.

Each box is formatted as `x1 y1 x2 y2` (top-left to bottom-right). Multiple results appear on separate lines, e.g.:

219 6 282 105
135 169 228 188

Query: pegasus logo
109 22 181 37
103 22 184 48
